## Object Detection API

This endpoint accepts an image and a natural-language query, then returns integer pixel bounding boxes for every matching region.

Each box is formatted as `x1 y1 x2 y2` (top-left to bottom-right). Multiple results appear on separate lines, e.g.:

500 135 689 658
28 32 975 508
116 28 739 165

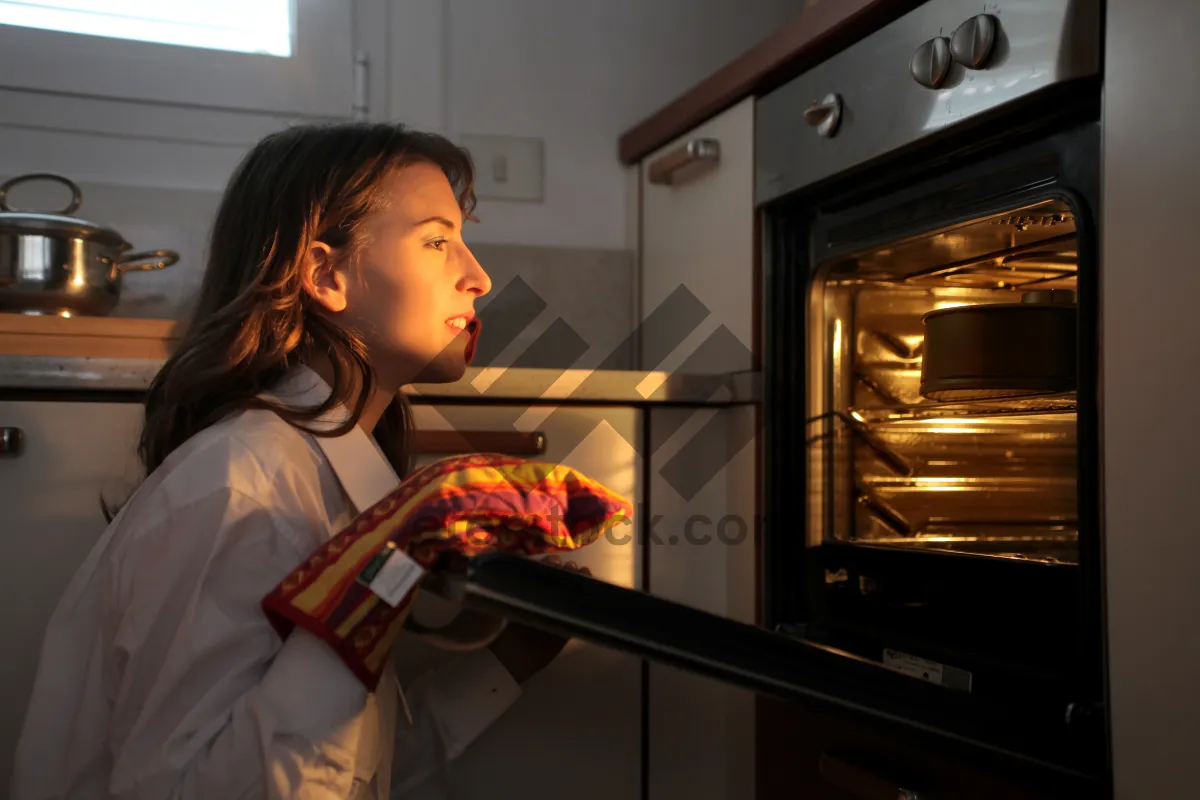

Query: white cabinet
638 97 757 375
394 402 646 799
636 98 761 800
0 399 145 794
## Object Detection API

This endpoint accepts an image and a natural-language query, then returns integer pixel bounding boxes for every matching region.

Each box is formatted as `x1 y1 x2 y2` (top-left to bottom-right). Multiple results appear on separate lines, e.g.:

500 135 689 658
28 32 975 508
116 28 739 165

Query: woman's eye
427 238 448 251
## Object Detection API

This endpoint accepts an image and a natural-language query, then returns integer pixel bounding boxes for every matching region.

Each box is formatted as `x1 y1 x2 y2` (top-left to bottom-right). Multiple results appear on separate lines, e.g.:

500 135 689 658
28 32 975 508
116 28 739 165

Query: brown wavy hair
135 122 476 491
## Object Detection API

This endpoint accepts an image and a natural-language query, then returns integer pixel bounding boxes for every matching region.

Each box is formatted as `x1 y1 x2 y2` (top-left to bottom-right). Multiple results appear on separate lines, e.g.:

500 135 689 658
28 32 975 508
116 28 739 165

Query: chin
411 354 467 384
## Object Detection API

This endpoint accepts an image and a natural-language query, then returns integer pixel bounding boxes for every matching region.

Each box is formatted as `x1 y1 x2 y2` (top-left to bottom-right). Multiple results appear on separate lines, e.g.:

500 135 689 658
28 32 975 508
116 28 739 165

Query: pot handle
0 172 83 215
116 250 180 273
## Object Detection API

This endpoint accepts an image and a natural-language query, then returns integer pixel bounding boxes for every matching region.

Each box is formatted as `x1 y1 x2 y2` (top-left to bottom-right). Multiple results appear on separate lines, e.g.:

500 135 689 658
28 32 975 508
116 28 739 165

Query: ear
301 241 349 314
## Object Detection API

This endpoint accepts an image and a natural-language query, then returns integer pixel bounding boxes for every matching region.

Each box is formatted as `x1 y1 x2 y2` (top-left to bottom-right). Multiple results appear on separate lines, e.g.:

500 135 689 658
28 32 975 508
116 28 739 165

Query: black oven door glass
439 552 1097 782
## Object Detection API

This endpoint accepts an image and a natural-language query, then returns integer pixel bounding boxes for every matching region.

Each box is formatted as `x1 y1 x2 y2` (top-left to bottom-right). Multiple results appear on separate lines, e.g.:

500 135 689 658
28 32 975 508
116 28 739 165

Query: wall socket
458 134 544 202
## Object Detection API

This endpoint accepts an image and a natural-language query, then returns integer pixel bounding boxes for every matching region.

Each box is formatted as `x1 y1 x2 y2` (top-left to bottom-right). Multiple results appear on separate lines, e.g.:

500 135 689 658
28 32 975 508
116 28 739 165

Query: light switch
458 134 543 202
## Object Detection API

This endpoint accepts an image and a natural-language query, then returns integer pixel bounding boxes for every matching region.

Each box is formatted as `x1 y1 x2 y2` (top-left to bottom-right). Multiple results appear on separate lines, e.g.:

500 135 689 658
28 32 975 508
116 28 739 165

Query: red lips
464 317 481 365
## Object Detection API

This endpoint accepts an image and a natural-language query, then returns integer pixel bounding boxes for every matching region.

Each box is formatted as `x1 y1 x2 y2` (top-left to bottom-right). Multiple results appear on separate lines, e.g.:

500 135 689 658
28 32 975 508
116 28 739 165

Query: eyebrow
410 215 459 231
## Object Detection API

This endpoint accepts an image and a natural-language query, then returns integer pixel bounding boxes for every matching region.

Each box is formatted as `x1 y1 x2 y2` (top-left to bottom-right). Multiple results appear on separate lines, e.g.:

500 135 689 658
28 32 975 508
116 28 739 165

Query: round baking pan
919 290 1077 401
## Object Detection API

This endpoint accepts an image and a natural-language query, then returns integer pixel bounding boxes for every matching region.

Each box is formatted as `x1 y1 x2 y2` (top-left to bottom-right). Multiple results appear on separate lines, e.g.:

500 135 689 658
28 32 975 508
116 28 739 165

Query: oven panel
759 111 1105 775
754 0 1100 205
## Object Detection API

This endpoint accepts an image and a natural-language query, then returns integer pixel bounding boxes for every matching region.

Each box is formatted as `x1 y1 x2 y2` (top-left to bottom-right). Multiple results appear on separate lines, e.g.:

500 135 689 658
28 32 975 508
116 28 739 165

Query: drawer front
756 696 1100 800
399 402 645 800
647 405 758 800
640 97 756 375
408 402 641 591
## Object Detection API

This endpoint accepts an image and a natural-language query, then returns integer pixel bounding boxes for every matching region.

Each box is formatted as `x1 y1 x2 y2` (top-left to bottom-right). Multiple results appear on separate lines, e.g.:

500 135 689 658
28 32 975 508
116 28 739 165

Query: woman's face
335 162 491 385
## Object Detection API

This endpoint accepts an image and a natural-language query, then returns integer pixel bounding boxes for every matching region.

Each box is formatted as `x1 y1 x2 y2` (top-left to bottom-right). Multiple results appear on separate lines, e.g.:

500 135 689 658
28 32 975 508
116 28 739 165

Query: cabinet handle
647 138 720 185
413 430 545 456
819 753 922 800
0 427 22 457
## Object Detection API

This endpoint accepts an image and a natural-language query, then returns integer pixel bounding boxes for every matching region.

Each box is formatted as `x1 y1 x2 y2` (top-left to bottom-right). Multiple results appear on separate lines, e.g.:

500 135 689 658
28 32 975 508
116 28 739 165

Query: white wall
0 0 804 251
439 0 803 249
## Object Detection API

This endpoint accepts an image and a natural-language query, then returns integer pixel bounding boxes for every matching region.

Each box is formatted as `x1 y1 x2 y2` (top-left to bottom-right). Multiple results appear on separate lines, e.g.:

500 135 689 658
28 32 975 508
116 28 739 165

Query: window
0 0 352 118
0 1 293 57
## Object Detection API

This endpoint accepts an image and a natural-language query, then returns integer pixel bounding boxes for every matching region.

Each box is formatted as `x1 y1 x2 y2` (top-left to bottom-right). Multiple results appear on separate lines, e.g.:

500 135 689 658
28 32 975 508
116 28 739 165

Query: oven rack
834 391 1078 425
804 399 1078 487
827 230 1080 290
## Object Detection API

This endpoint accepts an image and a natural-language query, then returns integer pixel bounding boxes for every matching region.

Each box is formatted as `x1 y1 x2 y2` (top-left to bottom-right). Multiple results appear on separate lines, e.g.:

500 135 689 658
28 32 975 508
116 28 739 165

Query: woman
12 123 575 799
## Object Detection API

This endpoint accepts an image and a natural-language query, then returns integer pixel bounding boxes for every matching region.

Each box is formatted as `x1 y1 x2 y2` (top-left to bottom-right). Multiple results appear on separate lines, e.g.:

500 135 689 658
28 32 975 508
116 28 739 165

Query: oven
423 0 1108 793
756 0 1106 782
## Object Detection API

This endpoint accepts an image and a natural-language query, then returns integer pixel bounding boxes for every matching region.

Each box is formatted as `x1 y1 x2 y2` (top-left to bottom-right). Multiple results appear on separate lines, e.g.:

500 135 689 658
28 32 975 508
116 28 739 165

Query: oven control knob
803 93 843 138
950 14 999 69
910 37 952 89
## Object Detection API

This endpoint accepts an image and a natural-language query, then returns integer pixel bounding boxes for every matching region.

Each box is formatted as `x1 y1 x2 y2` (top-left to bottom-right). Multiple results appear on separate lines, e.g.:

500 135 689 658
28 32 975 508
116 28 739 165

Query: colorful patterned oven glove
262 453 632 690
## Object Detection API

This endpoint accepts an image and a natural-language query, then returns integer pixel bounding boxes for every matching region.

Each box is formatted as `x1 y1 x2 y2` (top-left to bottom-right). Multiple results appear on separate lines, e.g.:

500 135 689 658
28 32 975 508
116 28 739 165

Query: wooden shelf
0 313 182 360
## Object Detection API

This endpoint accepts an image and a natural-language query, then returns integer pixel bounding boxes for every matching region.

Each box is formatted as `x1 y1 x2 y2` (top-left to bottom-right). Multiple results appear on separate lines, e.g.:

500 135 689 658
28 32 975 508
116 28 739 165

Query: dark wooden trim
0 388 147 404
617 0 926 166
638 411 652 800
411 429 545 455
752 208 763 372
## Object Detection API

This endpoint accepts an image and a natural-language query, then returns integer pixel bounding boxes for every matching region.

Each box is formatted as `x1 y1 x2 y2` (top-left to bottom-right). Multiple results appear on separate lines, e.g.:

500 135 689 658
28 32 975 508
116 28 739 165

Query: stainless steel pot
919 289 1077 401
0 172 180 316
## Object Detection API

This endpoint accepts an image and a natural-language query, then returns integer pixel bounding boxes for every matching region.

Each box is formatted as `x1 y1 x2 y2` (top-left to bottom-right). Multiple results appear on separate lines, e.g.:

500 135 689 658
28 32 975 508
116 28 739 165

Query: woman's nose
458 247 492 296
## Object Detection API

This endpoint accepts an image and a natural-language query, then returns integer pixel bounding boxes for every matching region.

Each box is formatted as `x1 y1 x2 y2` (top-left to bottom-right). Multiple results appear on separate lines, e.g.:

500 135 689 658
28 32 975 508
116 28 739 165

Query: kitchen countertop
0 354 760 405
618 0 925 164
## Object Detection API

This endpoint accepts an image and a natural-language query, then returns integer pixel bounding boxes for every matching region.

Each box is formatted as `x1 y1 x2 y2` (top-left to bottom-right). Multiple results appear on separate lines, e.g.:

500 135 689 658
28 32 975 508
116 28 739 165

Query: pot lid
0 173 129 248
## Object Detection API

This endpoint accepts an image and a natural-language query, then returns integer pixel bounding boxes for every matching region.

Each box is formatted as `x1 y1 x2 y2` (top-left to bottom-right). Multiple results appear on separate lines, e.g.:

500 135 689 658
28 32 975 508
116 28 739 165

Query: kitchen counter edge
0 356 760 406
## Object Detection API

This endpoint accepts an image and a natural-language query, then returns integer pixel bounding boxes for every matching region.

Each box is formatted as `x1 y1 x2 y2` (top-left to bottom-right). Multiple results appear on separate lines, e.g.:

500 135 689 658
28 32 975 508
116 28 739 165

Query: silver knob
950 14 998 69
802 93 843 138
910 37 952 89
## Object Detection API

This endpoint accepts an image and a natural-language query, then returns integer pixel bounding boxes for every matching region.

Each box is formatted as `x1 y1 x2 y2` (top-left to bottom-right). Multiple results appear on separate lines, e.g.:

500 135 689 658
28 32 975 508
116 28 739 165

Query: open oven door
436 552 1095 783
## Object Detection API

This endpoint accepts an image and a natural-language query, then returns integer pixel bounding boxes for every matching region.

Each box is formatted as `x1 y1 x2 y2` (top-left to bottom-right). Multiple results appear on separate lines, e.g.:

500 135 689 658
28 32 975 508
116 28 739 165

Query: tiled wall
5 178 636 370
469 243 636 371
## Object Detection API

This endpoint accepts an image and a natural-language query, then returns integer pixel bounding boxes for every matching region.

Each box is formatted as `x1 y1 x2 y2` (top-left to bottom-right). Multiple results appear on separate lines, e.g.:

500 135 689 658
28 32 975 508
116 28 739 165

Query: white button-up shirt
11 367 522 799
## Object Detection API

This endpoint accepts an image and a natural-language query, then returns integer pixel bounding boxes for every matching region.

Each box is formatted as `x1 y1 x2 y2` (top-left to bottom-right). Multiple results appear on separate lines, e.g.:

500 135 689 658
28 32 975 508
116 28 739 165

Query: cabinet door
639 99 759 799
646 404 759 800
0 400 145 793
393 403 645 800
639 97 756 375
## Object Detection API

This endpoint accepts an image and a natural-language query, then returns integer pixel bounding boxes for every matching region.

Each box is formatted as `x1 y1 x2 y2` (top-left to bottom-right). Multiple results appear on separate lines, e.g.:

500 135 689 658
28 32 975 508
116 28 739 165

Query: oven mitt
261 453 632 690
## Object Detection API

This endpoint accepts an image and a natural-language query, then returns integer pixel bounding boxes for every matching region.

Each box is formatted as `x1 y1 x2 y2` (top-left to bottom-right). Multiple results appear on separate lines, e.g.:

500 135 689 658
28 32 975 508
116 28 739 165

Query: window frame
0 0 354 118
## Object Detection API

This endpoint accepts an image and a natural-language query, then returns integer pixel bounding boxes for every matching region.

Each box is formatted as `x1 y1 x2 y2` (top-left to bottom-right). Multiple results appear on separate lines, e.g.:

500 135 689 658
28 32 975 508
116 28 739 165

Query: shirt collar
262 365 400 514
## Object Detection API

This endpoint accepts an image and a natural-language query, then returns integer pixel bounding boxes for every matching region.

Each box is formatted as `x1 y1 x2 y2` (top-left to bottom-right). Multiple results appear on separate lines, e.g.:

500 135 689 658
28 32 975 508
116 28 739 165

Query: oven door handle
819 753 924 800
412 429 545 456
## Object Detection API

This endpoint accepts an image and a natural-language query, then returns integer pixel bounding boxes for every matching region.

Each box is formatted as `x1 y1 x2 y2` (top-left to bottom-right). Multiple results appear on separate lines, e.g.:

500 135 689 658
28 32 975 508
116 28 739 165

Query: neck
303 355 401 434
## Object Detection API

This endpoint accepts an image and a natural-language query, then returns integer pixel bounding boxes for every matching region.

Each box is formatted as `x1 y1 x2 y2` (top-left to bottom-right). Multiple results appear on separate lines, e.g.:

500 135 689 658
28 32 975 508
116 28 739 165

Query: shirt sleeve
104 486 384 800
388 648 523 797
